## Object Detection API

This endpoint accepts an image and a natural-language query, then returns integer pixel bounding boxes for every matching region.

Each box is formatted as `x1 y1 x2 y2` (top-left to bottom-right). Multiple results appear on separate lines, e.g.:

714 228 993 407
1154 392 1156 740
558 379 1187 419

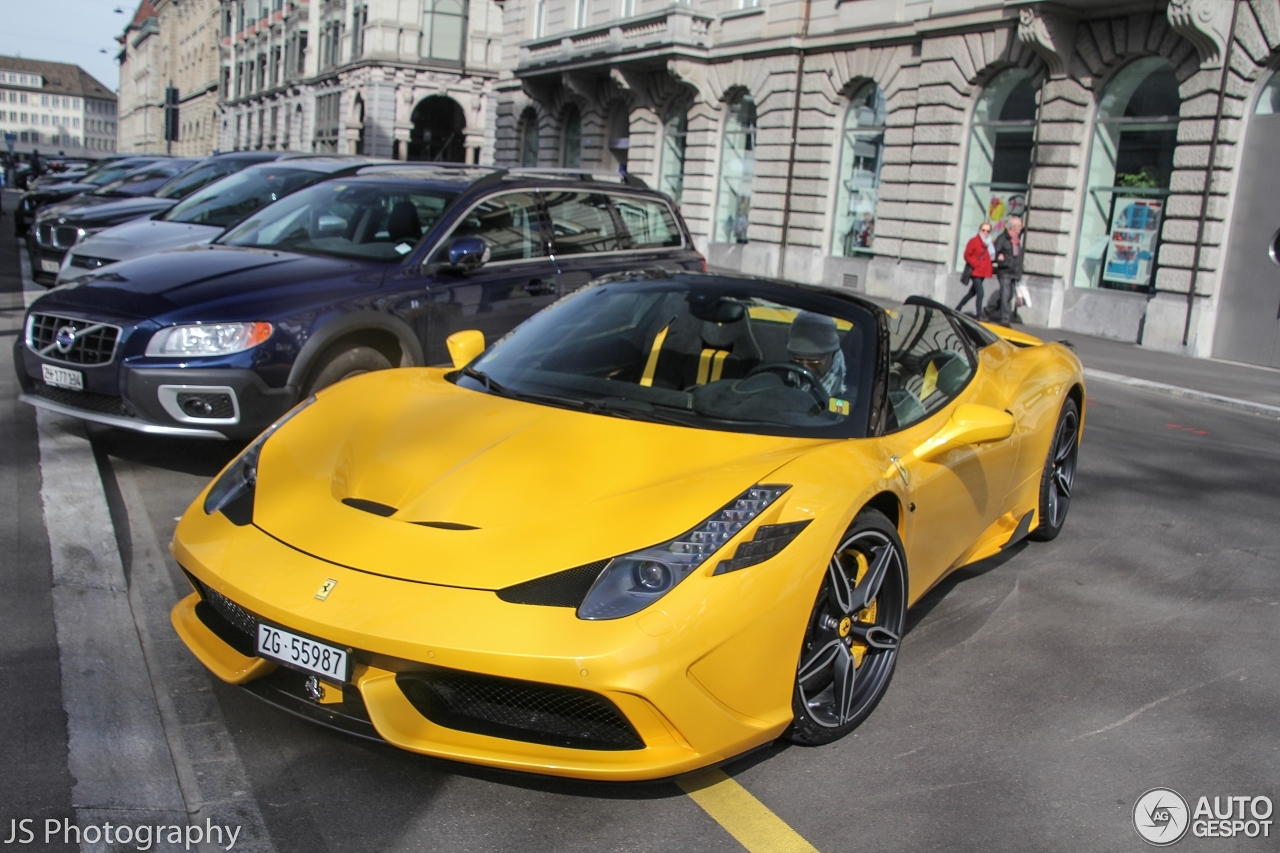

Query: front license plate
257 624 348 682
40 259 61 273
41 363 83 391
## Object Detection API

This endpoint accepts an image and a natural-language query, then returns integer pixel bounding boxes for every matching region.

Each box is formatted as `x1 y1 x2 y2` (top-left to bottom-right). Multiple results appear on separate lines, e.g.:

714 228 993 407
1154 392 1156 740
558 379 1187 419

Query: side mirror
446 329 485 369
446 236 490 273
913 404 1014 462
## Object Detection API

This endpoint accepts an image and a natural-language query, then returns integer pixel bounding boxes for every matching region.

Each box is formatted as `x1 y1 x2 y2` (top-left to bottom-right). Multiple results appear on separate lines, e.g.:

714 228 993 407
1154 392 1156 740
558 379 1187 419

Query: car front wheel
1029 397 1079 542
784 509 906 745
304 344 394 395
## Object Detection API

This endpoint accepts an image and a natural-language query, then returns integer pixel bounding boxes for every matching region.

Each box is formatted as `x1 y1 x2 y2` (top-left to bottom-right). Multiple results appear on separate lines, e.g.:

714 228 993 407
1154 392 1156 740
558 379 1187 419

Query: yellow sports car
171 272 1084 780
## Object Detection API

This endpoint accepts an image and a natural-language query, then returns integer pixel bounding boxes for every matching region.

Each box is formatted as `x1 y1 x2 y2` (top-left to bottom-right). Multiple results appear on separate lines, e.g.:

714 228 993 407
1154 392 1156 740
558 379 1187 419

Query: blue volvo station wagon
15 165 704 439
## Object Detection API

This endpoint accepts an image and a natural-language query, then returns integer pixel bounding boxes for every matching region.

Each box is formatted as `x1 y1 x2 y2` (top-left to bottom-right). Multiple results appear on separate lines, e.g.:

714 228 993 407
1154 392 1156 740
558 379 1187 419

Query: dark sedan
15 156 168 235
16 165 705 439
29 153 281 285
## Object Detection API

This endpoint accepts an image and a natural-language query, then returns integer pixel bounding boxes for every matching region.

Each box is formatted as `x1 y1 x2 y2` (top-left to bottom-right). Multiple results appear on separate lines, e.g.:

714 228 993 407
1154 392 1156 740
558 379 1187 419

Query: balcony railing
518 7 713 70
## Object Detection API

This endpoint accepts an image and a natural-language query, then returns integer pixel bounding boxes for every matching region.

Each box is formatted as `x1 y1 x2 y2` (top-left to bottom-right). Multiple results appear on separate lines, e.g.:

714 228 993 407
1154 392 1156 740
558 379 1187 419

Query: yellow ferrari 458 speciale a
171 271 1084 781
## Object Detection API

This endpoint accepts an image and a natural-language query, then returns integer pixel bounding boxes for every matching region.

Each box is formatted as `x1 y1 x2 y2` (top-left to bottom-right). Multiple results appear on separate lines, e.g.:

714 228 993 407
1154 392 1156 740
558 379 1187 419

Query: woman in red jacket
956 222 995 318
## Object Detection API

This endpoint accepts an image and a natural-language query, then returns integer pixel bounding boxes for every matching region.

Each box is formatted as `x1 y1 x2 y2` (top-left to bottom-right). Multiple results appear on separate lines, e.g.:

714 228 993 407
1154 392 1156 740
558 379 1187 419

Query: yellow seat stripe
677 768 821 853
710 349 729 382
639 323 671 387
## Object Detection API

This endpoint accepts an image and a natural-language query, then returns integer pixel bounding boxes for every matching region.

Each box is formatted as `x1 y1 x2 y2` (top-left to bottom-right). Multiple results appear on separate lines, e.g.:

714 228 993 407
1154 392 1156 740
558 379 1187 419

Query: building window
314 91 341 152
533 0 545 37
298 33 308 73
621 0 635 16
1075 56 1181 291
352 4 368 58
561 105 582 168
518 107 539 166
658 104 688 205
423 0 467 64
955 68 1037 269
832 83 887 256
715 93 756 244
574 0 588 28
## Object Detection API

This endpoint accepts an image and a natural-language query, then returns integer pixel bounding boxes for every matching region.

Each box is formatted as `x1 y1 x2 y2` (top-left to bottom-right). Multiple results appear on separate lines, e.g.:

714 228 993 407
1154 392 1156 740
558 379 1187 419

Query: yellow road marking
676 768 821 853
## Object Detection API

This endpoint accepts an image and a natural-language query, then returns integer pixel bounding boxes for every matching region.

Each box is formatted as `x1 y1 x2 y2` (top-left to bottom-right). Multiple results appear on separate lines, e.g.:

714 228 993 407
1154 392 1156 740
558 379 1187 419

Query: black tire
1029 396 1080 542
784 509 907 745
303 344 393 395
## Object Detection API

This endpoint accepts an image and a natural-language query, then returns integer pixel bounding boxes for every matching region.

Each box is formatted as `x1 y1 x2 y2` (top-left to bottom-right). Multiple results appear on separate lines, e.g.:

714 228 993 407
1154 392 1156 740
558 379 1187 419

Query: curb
1084 368 1280 419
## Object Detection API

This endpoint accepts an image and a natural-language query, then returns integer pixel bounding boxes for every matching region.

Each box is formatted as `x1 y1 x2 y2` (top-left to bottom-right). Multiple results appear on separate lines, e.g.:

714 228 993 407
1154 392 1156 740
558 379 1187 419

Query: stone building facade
117 0 224 157
493 0 1280 363
217 0 504 162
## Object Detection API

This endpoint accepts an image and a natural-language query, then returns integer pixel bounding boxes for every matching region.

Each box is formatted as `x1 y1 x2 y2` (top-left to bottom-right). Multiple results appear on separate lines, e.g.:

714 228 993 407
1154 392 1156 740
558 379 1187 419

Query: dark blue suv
16 165 704 439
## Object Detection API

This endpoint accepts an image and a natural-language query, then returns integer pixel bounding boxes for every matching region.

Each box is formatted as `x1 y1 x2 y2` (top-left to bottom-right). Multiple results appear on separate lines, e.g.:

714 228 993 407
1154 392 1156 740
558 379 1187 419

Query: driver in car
787 311 847 399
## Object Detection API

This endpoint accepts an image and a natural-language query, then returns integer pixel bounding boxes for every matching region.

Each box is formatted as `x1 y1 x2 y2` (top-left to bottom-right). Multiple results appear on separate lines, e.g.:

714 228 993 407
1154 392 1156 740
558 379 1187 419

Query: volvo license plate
40 259 61 273
257 624 348 682
41 363 83 391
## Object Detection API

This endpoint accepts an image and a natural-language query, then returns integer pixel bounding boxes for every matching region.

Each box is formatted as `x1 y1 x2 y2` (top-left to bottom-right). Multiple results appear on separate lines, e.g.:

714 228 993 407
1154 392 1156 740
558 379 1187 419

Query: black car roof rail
506 168 649 189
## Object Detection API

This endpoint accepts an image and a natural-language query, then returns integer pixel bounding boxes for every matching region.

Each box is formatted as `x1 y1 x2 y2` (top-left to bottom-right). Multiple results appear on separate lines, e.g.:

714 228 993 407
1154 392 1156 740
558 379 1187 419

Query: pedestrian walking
956 222 994 318
30 149 42 180
984 215 1024 326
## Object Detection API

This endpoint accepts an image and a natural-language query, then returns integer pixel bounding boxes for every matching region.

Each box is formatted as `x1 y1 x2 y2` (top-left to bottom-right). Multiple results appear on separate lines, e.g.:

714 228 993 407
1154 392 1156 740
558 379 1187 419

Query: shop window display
714 95 756 244
832 83 887 256
1074 57 1181 291
659 105 689 206
955 69 1037 269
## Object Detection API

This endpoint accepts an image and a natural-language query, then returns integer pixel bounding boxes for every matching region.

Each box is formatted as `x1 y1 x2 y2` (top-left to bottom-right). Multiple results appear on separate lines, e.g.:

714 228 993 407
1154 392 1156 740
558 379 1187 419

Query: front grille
36 222 52 246
54 225 79 248
397 669 644 751
497 560 608 608
203 584 258 638
27 313 121 365
30 380 134 417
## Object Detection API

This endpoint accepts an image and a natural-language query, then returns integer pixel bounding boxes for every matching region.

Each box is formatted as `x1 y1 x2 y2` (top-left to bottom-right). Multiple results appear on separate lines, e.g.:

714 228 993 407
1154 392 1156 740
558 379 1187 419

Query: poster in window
1102 198 1163 287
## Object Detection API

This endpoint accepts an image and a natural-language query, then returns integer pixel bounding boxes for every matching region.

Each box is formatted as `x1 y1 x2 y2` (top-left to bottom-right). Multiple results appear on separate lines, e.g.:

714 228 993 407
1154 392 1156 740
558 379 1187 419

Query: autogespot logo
1134 789 1275 844
1134 788 1190 846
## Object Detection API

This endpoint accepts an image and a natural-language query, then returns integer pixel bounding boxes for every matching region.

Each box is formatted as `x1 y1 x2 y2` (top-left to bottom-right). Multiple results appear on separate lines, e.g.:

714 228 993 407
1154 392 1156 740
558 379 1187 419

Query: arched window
658 104 688 204
956 68 1037 269
518 108 539 167
423 0 467 64
832 83 887 256
1075 57 1181 290
561 106 582 168
407 95 466 161
714 94 756 244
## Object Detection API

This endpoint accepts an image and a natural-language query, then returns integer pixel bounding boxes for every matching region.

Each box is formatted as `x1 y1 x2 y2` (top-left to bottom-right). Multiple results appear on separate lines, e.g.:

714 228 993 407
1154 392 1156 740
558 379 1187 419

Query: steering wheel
745 362 829 410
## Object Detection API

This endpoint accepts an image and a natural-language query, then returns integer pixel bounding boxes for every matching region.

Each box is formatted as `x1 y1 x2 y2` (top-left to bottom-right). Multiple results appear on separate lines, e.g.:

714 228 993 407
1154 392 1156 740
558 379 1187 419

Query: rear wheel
784 509 906 745
303 345 393 395
1029 397 1079 542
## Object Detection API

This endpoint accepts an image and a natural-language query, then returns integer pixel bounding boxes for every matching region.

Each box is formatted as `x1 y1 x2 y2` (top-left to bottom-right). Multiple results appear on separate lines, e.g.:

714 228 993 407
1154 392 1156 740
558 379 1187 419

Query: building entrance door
1215 79 1280 368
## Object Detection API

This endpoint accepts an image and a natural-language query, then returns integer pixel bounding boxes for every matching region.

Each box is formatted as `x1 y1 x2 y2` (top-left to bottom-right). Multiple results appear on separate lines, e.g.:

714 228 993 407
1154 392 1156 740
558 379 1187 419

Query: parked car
16 166 705 439
167 279 1085 779
28 158 201 283
15 156 168 235
57 155 377 285
29 153 282 285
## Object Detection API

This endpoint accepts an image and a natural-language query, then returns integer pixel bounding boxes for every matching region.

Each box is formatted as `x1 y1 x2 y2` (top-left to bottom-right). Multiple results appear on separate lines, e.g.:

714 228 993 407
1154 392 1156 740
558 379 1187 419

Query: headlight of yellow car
577 484 810 620
203 395 316 524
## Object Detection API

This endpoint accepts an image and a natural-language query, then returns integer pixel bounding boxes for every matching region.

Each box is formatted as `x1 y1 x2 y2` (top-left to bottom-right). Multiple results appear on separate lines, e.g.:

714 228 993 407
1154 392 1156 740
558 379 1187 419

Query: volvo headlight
146 322 273 357
203 395 315 524
577 485 794 620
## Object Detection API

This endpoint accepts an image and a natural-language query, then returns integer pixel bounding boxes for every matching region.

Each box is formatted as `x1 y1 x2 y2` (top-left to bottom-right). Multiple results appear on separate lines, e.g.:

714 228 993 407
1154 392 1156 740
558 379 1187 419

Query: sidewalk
1016 321 1280 417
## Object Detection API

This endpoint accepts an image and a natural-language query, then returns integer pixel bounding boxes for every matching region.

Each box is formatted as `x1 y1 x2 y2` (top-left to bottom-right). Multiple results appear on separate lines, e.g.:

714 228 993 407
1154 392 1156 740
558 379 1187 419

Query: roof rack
506 168 649 189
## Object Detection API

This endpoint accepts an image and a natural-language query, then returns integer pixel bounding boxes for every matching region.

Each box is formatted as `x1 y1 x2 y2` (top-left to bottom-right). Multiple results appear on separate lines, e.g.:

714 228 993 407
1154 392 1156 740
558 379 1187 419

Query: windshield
93 163 191 197
154 159 248 200
219 180 456 261
161 165 323 228
84 161 155 187
461 276 881 438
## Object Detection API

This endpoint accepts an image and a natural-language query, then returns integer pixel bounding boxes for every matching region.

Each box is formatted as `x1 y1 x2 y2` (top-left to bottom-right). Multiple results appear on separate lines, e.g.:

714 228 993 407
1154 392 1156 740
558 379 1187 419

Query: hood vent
497 560 609 608
412 521 480 531
341 498 398 517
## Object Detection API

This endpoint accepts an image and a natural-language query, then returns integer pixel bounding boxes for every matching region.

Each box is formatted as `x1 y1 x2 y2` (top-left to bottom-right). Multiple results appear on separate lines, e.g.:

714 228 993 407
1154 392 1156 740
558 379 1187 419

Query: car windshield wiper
459 368 683 423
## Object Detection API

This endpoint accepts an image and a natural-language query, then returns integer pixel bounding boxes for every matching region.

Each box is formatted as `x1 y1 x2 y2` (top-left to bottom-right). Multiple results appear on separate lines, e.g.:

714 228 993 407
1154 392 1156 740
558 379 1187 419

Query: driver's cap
787 311 840 356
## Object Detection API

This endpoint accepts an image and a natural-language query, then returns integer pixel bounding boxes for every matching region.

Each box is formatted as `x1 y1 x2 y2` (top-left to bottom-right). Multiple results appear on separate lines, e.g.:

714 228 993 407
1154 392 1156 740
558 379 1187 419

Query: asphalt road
5 189 1279 850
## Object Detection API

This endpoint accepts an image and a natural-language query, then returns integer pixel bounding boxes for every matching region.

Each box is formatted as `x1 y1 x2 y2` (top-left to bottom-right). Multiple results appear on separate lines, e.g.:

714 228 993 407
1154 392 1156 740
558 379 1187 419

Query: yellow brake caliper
845 550 877 667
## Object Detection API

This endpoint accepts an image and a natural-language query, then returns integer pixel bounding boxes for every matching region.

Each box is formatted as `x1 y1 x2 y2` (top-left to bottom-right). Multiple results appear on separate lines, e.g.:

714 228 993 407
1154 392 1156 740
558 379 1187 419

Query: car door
541 189 627 294
413 191 560 365
881 304 1020 595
